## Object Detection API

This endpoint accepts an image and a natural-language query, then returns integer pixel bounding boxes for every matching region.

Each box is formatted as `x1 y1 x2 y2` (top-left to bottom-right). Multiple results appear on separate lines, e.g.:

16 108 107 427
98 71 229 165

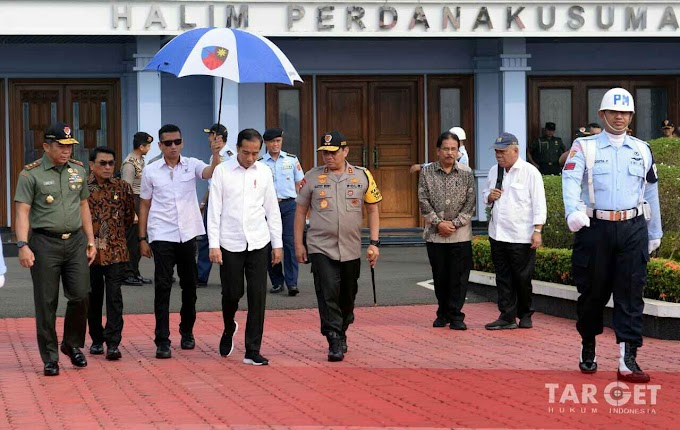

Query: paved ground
1 304 679 429
0 247 487 318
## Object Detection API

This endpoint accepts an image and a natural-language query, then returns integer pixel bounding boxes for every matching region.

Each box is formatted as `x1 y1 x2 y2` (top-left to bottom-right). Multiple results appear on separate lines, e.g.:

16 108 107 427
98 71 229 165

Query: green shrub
540 163 680 261
649 137 680 167
472 237 680 303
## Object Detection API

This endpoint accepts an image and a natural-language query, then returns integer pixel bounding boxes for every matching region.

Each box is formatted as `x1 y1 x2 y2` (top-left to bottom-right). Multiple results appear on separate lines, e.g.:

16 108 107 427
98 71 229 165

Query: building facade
1 1 679 230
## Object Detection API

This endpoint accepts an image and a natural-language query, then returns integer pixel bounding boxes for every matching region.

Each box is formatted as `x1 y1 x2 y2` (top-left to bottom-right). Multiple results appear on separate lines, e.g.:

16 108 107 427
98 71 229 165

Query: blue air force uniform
262 149 304 292
562 132 662 347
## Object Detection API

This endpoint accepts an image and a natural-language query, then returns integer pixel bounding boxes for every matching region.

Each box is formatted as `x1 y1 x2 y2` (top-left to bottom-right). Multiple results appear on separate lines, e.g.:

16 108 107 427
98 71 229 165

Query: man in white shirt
208 128 283 366
483 132 547 330
138 124 222 359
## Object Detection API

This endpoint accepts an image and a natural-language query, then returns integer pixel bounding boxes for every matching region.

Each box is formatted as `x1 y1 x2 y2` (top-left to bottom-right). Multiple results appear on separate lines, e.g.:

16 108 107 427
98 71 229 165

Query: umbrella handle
217 78 224 125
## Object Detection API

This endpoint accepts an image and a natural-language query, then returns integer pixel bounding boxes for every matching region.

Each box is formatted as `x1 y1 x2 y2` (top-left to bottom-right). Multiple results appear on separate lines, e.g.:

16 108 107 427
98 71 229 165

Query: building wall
0 43 128 75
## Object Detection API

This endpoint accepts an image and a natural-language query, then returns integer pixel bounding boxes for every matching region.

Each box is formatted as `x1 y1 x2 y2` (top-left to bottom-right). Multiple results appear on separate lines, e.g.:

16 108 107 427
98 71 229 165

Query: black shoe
156 345 172 359
432 317 448 328
327 332 344 362
220 321 239 357
579 338 597 374
197 280 208 288
106 345 122 360
339 334 348 353
243 352 269 366
123 276 143 286
270 284 285 294
180 333 195 350
287 285 299 296
60 344 87 367
485 319 518 330
138 276 153 285
450 320 468 331
89 343 104 355
519 316 533 329
44 361 59 376
617 342 650 383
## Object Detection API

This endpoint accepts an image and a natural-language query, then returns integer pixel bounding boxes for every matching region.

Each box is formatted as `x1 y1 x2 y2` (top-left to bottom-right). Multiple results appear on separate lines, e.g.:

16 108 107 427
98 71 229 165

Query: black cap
133 132 153 148
575 127 592 138
545 122 556 131
44 122 78 145
662 119 675 129
203 123 228 139
263 128 284 141
317 131 348 152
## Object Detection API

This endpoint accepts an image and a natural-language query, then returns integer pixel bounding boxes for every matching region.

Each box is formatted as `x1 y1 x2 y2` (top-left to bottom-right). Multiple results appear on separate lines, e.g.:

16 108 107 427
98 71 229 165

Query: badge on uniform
320 191 326 197
564 162 576 171
320 199 329 208
351 178 358 183
46 195 54 204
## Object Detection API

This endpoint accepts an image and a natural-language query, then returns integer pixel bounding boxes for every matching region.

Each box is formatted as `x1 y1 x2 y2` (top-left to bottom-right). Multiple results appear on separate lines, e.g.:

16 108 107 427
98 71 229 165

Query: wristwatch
369 239 381 247
533 228 542 234
16 240 28 249
87 243 95 249
138 236 148 242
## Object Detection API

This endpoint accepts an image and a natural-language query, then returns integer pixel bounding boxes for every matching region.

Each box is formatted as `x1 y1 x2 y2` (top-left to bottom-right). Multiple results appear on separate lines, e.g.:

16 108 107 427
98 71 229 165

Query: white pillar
500 38 531 159
214 78 239 149
133 36 162 160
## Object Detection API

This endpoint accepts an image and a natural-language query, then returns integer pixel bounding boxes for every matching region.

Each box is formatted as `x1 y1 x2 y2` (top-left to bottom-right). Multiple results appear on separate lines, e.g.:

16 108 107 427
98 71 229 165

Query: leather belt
278 197 294 203
586 205 643 222
33 228 75 240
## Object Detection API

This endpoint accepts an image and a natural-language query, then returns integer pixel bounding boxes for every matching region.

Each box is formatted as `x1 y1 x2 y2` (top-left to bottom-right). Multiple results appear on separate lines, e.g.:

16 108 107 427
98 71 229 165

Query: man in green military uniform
14 122 97 376
528 122 566 175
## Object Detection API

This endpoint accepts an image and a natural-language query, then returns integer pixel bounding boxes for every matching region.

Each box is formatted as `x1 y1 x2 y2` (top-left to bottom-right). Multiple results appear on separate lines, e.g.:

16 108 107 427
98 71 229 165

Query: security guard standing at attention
528 122 565 175
14 122 97 376
562 88 662 383
294 131 382 362
262 128 304 296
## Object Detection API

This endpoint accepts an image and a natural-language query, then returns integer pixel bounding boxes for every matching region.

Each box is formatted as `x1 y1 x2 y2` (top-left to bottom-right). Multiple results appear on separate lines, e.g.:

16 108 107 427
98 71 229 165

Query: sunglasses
97 160 115 167
161 139 183 147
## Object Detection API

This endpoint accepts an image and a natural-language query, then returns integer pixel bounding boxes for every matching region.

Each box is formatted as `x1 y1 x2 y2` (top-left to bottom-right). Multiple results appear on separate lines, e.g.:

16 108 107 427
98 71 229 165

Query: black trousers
150 239 198 347
29 230 90 363
426 241 472 322
88 263 125 347
309 253 361 336
490 238 536 322
572 216 648 347
125 195 141 278
219 245 269 354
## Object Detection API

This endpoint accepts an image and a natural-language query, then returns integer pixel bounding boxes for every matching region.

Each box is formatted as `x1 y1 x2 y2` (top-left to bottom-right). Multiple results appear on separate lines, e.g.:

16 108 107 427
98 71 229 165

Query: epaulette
628 135 649 146
577 134 598 141
354 165 367 170
286 153 297 158
69 158 84 167
257 156 263 161
24 159 42 170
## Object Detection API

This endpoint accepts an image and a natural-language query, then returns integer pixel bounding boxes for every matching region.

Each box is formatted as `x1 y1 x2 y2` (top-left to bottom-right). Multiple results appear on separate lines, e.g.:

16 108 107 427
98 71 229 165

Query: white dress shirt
140 156 208 243
207 158 283 252
483 157 547 244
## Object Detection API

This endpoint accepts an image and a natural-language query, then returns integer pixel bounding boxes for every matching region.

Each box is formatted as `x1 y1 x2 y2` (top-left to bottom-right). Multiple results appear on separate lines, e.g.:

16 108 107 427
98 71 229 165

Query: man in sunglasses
138 124 222 359
87 147 136 360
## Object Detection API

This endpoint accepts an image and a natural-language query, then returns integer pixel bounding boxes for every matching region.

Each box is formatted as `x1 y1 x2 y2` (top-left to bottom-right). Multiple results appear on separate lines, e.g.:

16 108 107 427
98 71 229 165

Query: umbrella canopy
145 27 302 85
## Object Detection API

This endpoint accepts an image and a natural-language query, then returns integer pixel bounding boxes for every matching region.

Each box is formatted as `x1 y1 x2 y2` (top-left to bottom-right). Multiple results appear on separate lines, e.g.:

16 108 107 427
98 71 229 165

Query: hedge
471 237 680 303
541 138 680 261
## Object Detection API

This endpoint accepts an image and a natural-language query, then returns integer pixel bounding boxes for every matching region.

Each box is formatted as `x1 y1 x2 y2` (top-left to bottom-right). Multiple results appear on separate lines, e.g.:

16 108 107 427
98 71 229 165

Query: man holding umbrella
294 131 382 362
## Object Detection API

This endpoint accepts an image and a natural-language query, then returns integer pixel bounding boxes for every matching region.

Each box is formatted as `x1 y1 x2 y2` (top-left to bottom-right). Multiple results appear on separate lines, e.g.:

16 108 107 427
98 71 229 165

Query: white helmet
599 88 635 113
448 126 467 140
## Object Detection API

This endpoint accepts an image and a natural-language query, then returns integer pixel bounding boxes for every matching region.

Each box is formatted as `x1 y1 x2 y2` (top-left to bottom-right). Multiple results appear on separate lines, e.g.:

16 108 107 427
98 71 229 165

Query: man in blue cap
483 132 546 330
261 127 304 296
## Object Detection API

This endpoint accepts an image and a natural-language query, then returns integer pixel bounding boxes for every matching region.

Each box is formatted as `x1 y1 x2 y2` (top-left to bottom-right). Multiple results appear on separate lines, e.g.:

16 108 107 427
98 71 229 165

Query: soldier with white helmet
410 126 469 173
562 87 662 383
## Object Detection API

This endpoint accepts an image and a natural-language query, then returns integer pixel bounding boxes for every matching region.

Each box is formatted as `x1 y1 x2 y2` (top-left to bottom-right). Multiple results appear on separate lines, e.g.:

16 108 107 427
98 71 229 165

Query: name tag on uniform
282 163 293 170
43 180 55 186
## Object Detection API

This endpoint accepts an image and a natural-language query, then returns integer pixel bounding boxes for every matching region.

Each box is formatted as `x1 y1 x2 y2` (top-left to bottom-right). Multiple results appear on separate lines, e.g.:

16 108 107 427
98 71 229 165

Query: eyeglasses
439 147 458 153
161 139 182 147
97 160 115 166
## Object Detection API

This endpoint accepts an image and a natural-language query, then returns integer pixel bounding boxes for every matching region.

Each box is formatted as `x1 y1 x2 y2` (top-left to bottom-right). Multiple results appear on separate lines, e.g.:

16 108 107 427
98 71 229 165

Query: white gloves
567 211 591 233
0 275 5 288
648 239 661 254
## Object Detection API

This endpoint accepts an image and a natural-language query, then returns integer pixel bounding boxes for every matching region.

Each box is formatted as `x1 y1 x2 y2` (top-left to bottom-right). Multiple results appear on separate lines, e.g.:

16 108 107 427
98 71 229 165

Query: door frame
8 78 121 227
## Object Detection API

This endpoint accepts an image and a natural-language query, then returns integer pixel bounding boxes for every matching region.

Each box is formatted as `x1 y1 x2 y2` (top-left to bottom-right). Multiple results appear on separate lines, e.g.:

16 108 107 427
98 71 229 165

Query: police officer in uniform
528 122 565 175
294 131 382 362
660 119 675 138
14 122 97 376
562 88 662 383
262 127 304 296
